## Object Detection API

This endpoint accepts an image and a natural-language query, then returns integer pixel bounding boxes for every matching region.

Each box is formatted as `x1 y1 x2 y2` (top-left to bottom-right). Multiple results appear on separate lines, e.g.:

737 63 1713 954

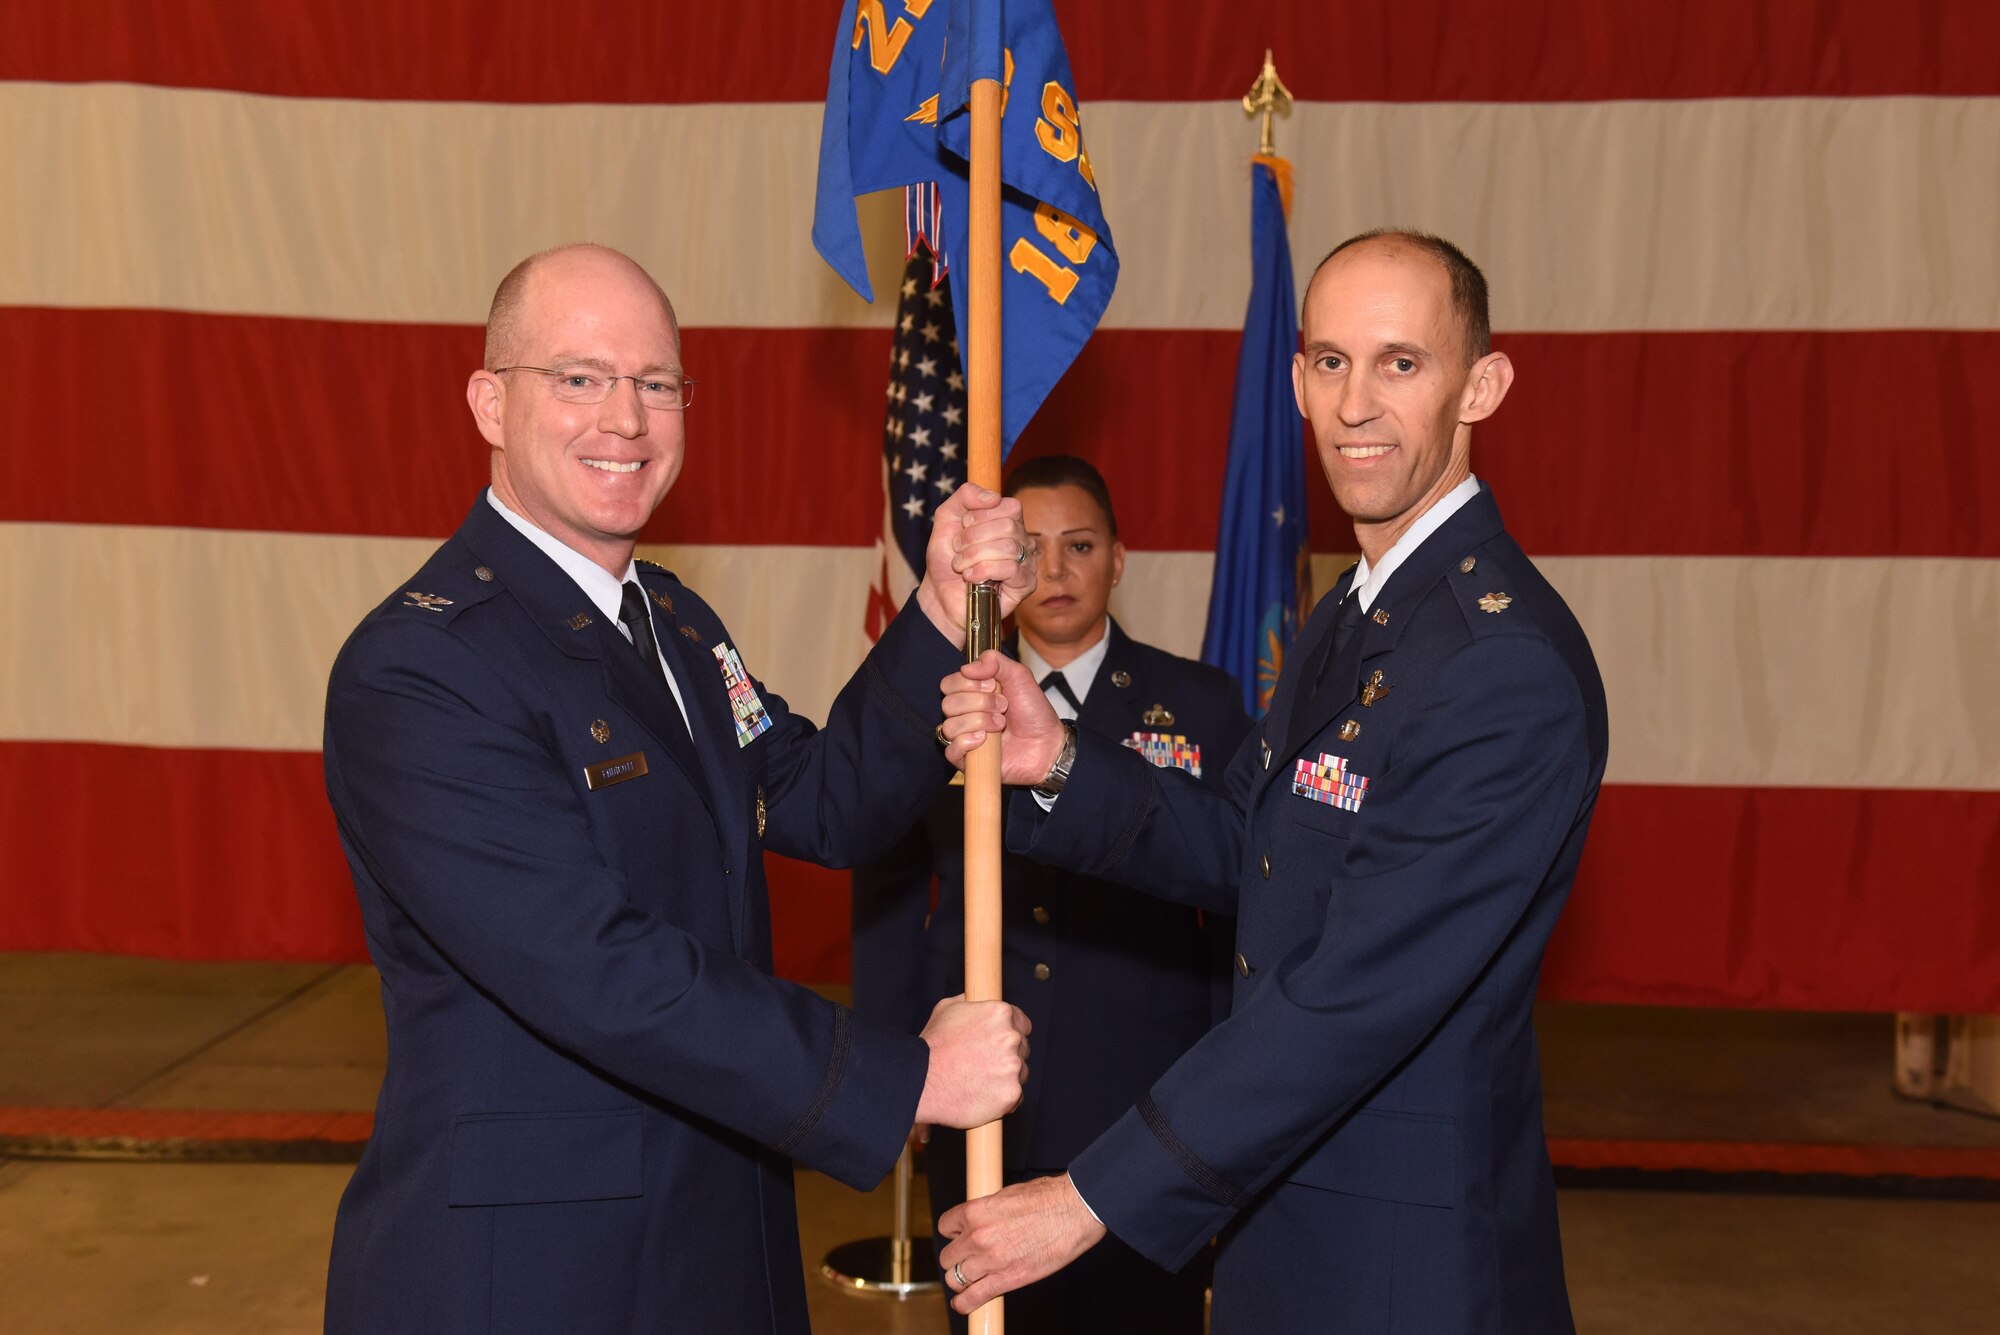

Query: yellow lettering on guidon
854 0 935 75
1011 202 1099 304
1036 83 1079 161
1033 202 1096 264
1010 238 1079 304
1035 81 1098 190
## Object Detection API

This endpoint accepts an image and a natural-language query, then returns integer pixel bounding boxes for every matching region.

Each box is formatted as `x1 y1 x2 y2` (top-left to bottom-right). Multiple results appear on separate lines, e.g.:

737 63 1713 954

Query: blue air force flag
813 0 1116 456
1201 156 1311 717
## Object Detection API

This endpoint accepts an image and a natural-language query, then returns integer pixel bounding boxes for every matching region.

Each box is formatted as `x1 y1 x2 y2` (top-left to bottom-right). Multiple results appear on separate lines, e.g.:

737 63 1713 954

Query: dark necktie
1294 586 1367 751
617 580 701 755
1040 670 1084 716
1329 586 1367 658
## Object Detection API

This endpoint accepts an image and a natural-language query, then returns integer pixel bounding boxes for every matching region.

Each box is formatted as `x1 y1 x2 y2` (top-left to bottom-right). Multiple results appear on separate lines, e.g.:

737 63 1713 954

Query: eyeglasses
494 365 695 410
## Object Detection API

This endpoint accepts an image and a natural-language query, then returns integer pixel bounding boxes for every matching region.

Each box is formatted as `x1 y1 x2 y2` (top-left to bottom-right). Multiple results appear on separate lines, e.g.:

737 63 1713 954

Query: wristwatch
1032 720 1080 799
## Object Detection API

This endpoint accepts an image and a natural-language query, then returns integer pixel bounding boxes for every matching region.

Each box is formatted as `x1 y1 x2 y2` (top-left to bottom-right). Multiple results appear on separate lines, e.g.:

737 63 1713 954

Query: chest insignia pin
1110 670 1132 688
1339 719 1361 741
590 719 610 744
1142 703 1175 727
1360 670 1391 708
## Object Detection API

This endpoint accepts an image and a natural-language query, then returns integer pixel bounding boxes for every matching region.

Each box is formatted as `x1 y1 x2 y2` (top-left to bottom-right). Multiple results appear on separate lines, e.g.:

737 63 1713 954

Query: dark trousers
924 1134 1208 1335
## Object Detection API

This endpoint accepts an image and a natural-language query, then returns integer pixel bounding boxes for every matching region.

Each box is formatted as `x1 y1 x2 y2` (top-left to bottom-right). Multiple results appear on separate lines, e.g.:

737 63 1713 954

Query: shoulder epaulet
1444 550 1526 636
389 554 503 624
634 556 679 582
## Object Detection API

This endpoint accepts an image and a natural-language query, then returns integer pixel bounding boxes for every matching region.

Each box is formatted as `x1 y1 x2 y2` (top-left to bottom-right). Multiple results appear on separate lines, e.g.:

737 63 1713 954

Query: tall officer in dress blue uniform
320 244 1037 1335
930 232 1609 1334
852 456 1251 1334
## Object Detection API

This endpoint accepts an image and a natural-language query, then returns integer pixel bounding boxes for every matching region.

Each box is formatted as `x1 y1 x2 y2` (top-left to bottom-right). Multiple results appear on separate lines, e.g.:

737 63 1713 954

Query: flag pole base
818 1235 943 1299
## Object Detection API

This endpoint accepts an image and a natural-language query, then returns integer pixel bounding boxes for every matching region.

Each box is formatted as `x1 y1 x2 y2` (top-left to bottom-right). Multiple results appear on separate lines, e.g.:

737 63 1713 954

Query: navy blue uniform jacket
1009 487 1608 1334
852 621 1250 1173
321 497 962 1334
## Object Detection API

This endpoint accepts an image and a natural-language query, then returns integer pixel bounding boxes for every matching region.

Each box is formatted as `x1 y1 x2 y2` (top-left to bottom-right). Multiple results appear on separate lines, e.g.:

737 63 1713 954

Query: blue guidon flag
813 0 1117 455
1201 155 1311 717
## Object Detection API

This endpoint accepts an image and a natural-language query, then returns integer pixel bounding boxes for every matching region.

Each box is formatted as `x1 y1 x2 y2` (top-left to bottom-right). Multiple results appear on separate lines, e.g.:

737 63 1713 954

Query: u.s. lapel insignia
713 642 773 746
679 624 702 644
1478 591 1513 614
1110 670 1132 688
1360 670 1391 708
1142 703 1175 727
1123 731 1201 777
402 591 452 613
568 612 594 630
1338 719 1361 741
590 719 610 744
755 785 768 839
651 589 674 615
1371 608 1390 626
1292 753 1369 811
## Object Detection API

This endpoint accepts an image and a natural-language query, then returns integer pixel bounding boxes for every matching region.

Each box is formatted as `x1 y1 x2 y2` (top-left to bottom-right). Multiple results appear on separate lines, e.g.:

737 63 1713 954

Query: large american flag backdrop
3 2 1995 1010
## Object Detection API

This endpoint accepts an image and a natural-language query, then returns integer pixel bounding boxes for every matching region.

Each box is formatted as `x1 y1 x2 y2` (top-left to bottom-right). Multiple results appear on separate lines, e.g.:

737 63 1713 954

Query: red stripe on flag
0 741 855 986
1 742 1994 1010
7 308 1996 558
0 307 888 548
4 1 1997 104
0 742 364 963
1545 784 2000 1014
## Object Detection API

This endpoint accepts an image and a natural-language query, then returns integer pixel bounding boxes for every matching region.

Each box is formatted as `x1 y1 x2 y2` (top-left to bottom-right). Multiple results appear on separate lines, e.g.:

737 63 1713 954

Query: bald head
1306 231 1490 365
483 243 681 371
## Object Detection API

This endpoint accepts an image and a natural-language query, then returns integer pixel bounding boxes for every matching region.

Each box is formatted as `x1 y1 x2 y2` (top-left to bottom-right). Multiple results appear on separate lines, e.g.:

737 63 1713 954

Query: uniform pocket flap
447 1108 642 1207
1284 1108 1459 1208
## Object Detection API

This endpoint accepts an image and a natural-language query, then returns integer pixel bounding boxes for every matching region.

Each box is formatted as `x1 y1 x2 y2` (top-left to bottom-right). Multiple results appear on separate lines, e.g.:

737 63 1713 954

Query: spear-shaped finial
1242 49 1294 156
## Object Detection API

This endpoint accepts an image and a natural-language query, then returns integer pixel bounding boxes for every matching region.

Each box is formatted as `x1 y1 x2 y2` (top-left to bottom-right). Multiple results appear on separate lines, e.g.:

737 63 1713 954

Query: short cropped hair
1003 454 1119 539
1317 229 1491 362
482 243 680 370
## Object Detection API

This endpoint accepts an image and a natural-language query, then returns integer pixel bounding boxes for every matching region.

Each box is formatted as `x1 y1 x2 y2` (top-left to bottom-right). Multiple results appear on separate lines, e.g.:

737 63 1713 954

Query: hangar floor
2 954 1996 1333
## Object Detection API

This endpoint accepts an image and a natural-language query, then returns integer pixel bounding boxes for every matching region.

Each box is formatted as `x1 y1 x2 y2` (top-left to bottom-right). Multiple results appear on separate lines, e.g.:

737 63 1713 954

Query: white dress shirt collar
1349 474 1481 613
486 487 641 625
485 489 693 726
1018 620 1112 719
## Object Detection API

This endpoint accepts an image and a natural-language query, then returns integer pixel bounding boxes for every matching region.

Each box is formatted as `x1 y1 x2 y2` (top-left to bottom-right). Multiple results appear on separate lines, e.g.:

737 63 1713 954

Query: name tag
584 751 650 791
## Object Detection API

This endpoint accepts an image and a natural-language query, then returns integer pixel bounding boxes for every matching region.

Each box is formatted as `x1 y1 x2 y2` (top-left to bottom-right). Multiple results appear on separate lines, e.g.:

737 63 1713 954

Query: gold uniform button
1261 853 1272 880
1032 905 1051 925
1033 963 1051 982
1460 556 1477 574
1235 952 1252 978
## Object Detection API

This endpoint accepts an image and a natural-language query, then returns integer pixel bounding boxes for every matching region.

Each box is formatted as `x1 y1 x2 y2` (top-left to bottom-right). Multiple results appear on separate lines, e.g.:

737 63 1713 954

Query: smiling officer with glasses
320 243 1038 1335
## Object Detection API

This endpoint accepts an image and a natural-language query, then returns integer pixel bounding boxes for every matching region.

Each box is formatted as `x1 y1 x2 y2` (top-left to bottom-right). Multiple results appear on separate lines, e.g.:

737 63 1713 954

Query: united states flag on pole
865 247 970 640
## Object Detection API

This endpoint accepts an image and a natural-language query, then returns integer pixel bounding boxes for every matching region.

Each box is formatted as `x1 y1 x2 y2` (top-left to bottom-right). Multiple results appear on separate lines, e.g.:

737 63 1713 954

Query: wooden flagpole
961 71 1007 1335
